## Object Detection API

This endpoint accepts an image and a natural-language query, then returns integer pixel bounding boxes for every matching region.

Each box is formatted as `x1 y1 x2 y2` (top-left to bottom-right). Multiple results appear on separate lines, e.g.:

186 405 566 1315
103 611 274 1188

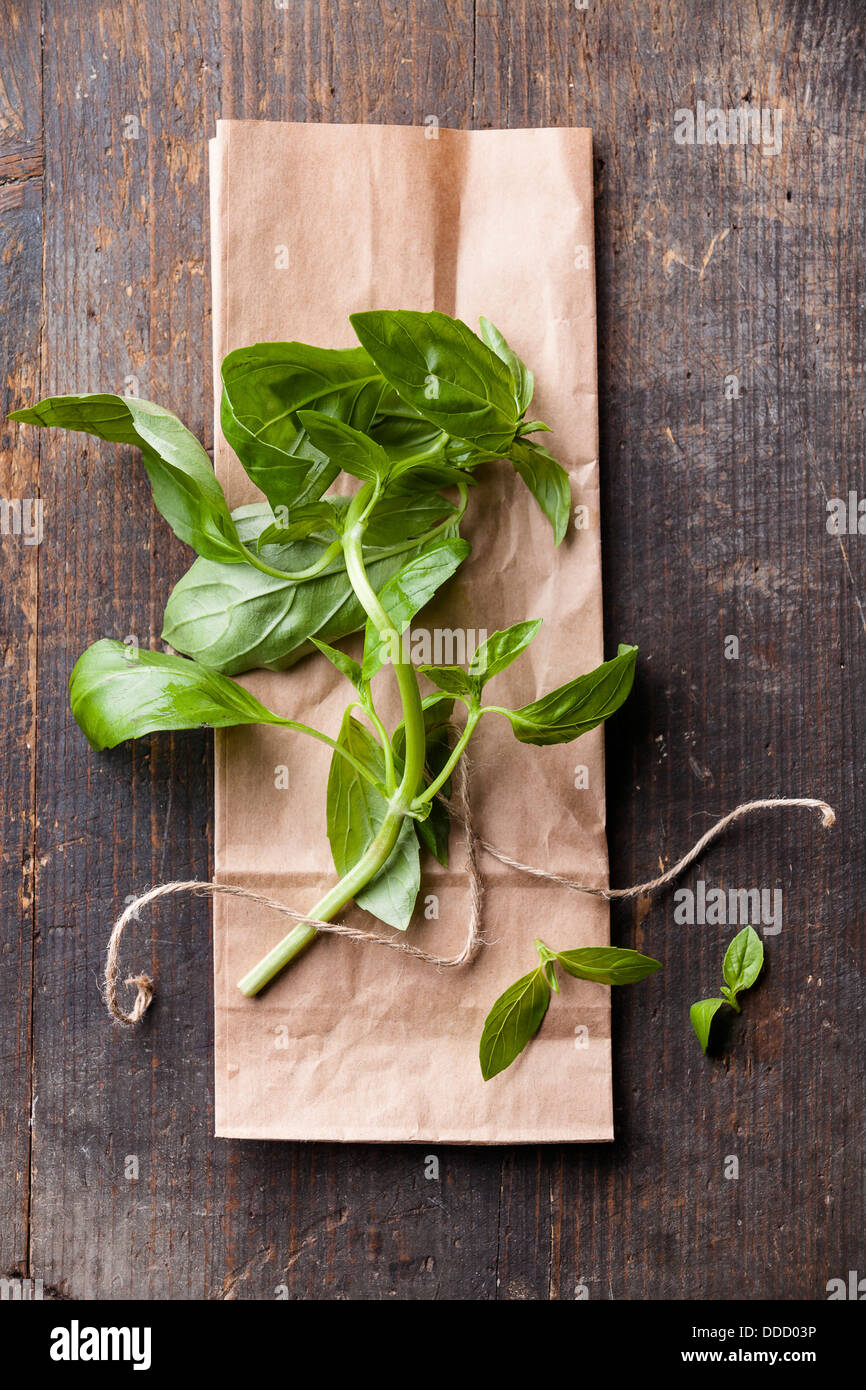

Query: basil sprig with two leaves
480 939 662 1080
418 627 638 754
12 308 639 1071
690 925 764 1053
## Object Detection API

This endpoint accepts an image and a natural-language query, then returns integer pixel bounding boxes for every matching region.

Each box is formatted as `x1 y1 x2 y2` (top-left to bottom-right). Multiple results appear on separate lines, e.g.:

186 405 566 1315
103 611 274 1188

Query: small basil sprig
419 618 543 703
690 925 764 1053
480 939 662 1080
497 644 638 745
420 633 637 748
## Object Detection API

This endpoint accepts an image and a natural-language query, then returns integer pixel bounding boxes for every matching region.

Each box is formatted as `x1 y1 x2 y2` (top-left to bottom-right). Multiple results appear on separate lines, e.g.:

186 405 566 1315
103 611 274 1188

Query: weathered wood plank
29 0 223 1298
0 0 42 1284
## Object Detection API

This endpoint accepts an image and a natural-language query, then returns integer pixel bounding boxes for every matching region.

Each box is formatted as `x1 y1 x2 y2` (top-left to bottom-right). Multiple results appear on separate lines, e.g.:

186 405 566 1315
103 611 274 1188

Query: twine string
463 797 836 899
106 744 485 1026
104 734 835 1026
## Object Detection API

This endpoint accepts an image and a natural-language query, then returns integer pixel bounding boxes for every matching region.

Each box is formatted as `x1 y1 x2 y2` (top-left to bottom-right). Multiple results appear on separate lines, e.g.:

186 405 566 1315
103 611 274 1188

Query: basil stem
342 484 428 810
281 718 388 795
411 706 481 807
237 481 428 996
244 480 466 588
235 807 407 996
362 702 398 795
243 537 343 583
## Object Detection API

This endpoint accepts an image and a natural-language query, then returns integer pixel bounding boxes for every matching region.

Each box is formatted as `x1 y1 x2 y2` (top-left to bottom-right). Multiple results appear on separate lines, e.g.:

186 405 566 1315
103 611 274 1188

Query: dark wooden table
1 0 862 1300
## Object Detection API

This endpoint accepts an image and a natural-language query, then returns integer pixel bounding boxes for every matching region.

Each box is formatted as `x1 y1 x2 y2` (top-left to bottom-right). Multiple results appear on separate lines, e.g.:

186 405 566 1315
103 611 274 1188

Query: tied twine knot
104 737 835 1027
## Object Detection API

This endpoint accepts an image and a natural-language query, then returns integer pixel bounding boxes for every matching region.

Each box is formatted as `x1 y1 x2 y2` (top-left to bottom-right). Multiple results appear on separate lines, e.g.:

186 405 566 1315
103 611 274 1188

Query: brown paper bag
209 121 612 1142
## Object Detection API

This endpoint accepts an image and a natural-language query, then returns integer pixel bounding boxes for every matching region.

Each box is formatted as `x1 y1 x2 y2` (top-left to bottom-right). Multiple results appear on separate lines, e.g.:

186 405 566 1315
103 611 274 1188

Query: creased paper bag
209 120 612 1142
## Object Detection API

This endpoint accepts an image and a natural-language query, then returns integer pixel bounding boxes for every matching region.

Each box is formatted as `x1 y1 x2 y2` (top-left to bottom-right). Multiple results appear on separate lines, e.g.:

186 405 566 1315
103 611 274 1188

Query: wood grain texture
0 0 42 1282
0 0 862 1299
29 0 223 1299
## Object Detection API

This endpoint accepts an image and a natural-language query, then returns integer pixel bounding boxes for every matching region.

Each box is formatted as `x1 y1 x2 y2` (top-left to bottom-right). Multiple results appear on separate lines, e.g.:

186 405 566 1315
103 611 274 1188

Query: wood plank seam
23 31 43 1293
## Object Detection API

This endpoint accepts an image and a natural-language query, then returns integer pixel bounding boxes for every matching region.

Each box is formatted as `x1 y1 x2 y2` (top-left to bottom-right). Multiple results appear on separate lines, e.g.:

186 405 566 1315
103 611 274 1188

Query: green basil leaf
722 926 764 995
516 419 551 436
508 438 571 546
555 946 663 986
10 394 246 564
468 618 542 688
478 316 534 415
309 638 364 690
256 499 345 547
479 968 551 1080
367 396 446 467
416 664 477 701
350 309 519 453
220 342 382 509
162 503 433 675
357 826 420 932
500 644 637 746
296 408 391 484
361 537 471 680
326 710 420 931
364 491 456 547
690 998 728 1054
415 717 455 867
69 639 291 751
421 620 542 707
391 459 480 492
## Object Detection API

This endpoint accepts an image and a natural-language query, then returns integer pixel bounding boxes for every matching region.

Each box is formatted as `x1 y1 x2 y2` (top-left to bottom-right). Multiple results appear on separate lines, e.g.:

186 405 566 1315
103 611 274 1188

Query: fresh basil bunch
12 309 641 1061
